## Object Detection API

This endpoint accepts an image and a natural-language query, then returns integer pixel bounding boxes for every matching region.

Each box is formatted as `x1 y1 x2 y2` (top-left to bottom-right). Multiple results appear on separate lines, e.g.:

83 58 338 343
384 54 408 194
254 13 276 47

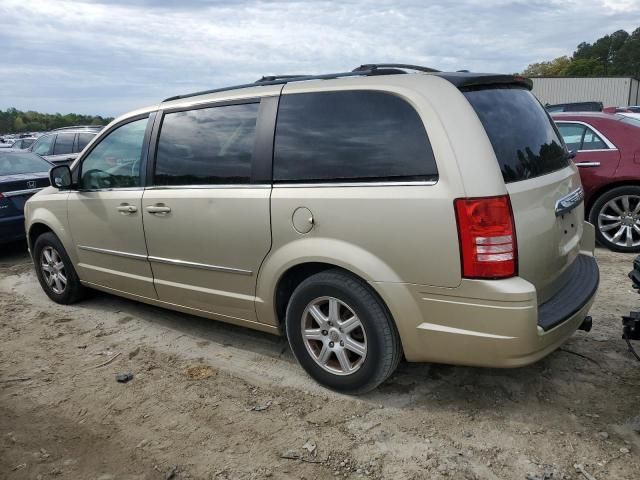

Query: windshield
0 151 51 175
464 88 569 183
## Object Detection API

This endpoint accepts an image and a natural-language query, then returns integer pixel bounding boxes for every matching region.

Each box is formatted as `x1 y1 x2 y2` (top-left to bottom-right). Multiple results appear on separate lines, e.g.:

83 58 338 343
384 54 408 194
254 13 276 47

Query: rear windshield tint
464 88 568 183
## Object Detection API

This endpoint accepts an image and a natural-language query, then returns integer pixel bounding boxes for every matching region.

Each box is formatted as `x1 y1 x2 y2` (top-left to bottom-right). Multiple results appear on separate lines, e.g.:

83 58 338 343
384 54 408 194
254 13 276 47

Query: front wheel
33 232 86 304
589 186 640 253
285 269 402 394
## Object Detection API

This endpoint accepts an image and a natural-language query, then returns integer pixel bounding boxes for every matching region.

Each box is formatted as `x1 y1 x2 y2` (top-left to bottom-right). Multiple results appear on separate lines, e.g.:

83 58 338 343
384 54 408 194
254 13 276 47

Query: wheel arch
586 180 640 218
256 240 402 334
27 222 54 253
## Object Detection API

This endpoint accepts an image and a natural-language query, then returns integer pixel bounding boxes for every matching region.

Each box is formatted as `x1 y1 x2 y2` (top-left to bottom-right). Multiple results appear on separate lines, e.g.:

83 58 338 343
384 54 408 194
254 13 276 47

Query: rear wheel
285 269 401 394
33 232 86 304
589 186 640 253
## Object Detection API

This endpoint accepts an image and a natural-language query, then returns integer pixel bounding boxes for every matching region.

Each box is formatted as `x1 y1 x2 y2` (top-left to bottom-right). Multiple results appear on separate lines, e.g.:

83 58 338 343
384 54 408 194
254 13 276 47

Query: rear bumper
374 253 598 368
0 215 26 243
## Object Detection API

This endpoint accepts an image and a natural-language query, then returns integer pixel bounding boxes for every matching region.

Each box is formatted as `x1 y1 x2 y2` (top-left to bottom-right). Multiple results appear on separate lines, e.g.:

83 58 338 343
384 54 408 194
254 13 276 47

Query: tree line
522 28 640 77
0 108 112 134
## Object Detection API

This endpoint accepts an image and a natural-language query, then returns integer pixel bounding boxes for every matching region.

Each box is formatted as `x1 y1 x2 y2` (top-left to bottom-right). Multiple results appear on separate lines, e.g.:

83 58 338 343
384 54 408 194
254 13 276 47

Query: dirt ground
1 242 639 480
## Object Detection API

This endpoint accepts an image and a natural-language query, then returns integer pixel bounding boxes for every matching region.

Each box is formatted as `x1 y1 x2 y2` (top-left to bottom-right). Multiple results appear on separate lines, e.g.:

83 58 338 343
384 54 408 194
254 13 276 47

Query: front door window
80 118 148 189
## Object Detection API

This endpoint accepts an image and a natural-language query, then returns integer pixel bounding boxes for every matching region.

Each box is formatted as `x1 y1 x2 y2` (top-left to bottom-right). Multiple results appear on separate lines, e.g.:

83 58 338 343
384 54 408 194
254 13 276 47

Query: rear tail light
454 195 517 279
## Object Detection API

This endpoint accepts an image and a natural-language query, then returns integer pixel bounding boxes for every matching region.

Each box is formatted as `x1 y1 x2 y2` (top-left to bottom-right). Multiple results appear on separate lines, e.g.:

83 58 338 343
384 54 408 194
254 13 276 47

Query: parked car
28 126 102 165
26 65 598 393
546 101 603 113
10 137 37 149
0 150 51 244
552 113 640 252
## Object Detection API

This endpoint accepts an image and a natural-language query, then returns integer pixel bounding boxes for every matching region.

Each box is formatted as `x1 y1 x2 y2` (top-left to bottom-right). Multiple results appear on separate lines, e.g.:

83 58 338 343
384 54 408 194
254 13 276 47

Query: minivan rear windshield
464 87 569 183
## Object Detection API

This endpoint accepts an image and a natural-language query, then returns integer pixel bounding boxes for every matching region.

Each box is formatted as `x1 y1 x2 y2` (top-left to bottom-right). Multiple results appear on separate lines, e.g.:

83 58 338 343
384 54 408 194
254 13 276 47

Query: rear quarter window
464 88 568 183
273 90 437 183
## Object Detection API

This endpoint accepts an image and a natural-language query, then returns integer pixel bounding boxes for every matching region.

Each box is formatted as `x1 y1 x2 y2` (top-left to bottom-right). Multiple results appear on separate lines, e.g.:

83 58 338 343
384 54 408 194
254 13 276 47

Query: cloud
0 0 638 116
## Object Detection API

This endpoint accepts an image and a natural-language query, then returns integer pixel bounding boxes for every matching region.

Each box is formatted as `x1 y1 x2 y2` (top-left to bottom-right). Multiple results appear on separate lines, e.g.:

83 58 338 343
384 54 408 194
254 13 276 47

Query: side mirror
49 165 72 189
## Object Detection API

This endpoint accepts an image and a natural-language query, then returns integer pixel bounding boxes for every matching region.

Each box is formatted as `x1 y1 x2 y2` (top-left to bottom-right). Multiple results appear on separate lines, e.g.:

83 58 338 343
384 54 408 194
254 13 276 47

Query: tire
589 185 640 253
285 269 402 394
33 232 86 304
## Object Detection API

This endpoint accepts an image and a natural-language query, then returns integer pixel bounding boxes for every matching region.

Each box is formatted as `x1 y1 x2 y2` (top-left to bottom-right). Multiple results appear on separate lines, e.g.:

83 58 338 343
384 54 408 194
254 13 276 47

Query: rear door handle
117 204 137 214
575 162 601 168
145 205 171 214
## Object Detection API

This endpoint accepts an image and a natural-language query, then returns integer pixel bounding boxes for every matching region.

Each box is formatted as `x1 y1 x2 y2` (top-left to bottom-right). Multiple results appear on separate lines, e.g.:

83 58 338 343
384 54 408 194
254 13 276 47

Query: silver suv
25 64 599 393
29 126 102 165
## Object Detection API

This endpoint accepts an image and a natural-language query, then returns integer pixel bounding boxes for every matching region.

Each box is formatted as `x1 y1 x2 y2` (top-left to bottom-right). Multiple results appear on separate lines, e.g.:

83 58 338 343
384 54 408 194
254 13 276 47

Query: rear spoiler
433 72 533 91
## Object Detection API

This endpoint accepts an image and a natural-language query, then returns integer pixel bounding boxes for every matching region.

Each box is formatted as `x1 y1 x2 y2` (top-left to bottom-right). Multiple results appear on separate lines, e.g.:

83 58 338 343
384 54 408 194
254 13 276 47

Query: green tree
522 56 571 76
0 108 112 134
521 28 640 78
13 116 25 132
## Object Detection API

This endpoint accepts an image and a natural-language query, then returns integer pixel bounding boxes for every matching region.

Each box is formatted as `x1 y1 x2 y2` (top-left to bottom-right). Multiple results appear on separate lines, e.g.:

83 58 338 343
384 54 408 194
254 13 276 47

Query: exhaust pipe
578 316 593 332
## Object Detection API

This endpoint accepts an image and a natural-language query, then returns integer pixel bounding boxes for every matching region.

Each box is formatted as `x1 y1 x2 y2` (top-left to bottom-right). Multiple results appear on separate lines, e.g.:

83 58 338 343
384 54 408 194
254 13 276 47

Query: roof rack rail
352 63 440 73
255 75 309 83
164 70 376 102
162 64 440 102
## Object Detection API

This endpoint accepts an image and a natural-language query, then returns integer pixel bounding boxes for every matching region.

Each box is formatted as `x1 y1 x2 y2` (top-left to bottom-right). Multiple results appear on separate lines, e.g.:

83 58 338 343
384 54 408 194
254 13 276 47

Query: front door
67 115 157 299
142 99 274 323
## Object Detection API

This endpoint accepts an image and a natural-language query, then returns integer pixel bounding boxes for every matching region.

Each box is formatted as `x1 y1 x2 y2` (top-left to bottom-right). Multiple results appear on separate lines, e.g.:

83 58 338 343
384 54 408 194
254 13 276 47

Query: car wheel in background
33 232 86 304
589 185 640 253
285 269 402 394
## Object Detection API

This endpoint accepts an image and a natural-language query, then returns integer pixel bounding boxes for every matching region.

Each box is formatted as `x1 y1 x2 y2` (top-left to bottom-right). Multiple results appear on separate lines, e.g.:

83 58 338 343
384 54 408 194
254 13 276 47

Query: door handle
117 204 138 214
575 162 601 168
145 205 171 214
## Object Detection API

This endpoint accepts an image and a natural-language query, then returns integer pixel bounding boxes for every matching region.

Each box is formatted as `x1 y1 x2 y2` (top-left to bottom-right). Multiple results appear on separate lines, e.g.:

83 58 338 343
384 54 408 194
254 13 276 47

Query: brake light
454 195 517 279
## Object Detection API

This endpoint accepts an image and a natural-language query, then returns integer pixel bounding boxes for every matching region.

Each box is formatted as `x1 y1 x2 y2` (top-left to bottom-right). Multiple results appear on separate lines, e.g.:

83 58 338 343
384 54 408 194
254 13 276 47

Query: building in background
530 77 639 107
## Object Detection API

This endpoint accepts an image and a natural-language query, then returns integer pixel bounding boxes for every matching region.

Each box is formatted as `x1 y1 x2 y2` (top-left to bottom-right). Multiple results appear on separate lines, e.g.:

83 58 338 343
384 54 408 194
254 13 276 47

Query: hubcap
300 296 367 376
40 246 67 294
598 194 640 248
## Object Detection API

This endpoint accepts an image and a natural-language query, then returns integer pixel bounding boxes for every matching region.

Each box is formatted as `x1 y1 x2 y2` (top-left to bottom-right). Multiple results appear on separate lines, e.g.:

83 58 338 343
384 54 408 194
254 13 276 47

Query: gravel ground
1 241 639 480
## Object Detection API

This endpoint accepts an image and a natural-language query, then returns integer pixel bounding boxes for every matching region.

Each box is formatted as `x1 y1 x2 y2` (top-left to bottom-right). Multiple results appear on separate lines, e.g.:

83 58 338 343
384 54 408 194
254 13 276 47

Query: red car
552 112 640 252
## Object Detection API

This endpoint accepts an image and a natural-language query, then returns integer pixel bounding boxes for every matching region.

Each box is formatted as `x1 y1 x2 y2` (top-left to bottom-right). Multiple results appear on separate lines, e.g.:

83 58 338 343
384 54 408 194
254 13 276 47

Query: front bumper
373 253 598 367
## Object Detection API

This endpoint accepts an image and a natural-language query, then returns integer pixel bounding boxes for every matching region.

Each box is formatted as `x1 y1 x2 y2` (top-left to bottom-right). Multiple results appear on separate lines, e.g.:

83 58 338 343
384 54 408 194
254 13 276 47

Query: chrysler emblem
27 180 36 188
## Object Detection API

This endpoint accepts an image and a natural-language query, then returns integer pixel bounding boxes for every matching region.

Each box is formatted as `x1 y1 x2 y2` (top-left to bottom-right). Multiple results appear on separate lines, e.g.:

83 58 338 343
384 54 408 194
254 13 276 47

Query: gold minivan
25 64 599 393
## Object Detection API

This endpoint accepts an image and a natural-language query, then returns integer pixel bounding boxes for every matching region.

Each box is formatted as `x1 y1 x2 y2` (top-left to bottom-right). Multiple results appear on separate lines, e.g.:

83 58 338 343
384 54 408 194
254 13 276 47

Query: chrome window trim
3 187 44 197
77 245 148 260
147 256 252 275
76 245 252 275
554 120 618 150
273 180 438 188
146 184 271 190
69 187 144 193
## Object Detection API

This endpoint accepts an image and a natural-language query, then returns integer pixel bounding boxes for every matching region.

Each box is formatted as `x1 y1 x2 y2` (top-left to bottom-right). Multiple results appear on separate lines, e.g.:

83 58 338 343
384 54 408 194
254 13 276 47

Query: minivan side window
53 132 75 155
154 103 259 186
273 91 437 183
79 118 148 190
32 134 55 156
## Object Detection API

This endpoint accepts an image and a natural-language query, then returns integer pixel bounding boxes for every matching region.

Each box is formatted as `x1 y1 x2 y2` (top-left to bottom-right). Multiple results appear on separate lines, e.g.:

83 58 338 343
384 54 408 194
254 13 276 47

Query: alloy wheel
40 246 67 294
597 194 640 248
300 296 367 376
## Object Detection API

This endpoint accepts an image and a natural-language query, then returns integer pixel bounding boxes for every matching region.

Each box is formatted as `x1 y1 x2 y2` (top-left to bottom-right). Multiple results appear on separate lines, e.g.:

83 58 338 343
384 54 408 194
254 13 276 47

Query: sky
1 0 639 117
